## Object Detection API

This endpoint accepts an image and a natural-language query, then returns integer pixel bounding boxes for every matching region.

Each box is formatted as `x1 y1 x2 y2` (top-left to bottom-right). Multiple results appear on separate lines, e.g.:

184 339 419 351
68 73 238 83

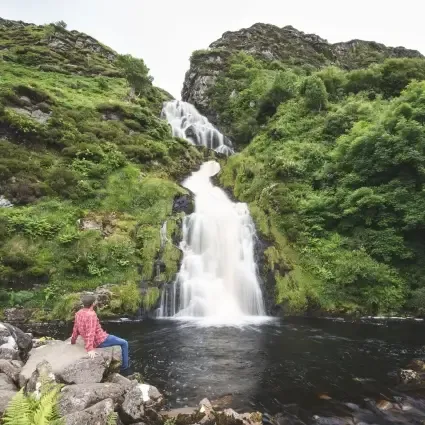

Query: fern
107 412 118 425
3 384 63 425
3 389 31 425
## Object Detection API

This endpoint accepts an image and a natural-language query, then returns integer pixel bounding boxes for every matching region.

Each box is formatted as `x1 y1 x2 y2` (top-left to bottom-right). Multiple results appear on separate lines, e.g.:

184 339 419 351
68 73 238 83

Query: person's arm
84 314 97 353
70 315 79 344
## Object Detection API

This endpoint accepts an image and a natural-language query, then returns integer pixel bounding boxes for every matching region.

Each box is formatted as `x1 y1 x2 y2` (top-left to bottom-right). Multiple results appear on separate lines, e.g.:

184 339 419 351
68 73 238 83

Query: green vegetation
3 384 62 425
216 52 425 315
0 19 209 319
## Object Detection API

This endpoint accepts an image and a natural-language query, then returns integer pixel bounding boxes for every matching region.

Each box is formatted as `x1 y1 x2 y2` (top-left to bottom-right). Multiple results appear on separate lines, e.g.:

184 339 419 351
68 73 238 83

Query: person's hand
87 350 97 359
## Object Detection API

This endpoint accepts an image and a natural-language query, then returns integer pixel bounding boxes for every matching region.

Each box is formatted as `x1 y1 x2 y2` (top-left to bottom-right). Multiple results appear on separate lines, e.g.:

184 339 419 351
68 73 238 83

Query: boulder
0 389 18 415
20 339 121 387
62 398 116 425
398 369 420 385
26 360 56 393
0 323 33 359
121 384 164 423
0 373 17 391
59 382 126 416
107 372 135 390
0 359 22 384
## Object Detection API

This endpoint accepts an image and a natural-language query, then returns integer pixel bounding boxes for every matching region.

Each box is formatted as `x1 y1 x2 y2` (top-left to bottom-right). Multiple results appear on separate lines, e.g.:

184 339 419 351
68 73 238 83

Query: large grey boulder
0 373 18 391
62 398 116 425
20 338 121 387
0 359 22 384
121 384 164 423
0 323 32 361
59 382 126 416
26 360 56 393
0 389 18 415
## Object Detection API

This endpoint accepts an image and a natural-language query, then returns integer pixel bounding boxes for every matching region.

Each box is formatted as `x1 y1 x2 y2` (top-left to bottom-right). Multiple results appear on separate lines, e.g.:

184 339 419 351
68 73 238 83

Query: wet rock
173 194 194 215
376 399 393 410
62 398 115 425
59 382 126 416
4 308 33 323
407 359 425 372
121 383 164 422
398 368 420 384
20 339 121 387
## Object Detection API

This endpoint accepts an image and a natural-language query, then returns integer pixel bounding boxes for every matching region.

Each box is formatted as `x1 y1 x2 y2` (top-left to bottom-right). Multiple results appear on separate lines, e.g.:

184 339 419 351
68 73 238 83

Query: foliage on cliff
215 52 425 315
0 18 205 319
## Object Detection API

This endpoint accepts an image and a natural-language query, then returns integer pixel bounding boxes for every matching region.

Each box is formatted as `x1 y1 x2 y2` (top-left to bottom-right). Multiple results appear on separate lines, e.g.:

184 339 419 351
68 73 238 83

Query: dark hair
81 294 96 308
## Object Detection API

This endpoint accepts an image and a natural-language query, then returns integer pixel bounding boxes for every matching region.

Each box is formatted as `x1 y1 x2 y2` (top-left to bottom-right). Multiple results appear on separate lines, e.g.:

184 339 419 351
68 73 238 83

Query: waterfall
161 100 234 155
159 101 266 323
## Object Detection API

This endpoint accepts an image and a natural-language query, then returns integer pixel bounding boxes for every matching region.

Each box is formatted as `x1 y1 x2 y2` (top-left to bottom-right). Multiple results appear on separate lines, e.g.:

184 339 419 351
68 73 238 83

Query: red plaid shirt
71 307 108 352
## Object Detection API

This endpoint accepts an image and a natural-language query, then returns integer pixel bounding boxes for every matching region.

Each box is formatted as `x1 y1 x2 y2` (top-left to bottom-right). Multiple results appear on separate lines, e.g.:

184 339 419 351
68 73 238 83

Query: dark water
29 317 425 424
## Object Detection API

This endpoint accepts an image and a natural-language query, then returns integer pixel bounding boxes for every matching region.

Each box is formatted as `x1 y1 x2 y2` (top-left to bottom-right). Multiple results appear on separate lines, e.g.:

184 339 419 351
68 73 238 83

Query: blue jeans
99 335 129 370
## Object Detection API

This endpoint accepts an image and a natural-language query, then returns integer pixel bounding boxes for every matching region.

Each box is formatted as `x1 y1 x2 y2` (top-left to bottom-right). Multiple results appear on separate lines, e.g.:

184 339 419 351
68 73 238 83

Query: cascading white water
159 101 266 323
161 100 234 155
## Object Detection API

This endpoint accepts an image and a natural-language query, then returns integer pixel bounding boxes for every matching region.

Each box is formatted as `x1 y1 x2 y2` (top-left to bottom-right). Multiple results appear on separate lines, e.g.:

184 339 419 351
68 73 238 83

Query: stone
4 308 33 323
0 359 22 384
173 194 194 215
31 109 51 124
0 347 18 361
0 323 33 356
407 359 425 372
121 384 164 422
59 382 126 416
19 95 32 106
107 372 135 390
0 389 18 415
26 360 56 393
0 196 13 208
0 373 17 391
398 368 420 384
376 399 393 410
80 218 103 231
62 398 115 425
20 339 121 387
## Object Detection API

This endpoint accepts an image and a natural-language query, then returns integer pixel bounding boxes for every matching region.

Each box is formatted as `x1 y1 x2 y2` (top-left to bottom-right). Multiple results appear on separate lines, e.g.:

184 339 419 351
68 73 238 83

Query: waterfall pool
28 317 425 424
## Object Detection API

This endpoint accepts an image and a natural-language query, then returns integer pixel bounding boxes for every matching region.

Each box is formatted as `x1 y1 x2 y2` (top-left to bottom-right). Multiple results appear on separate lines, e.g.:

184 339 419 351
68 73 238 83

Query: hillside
182 24 425 315
0 18 213 321
183 23 423 131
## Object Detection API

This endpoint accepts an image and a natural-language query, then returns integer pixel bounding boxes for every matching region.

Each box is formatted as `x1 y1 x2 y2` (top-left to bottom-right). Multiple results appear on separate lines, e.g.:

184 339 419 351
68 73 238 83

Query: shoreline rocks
0 321 264 425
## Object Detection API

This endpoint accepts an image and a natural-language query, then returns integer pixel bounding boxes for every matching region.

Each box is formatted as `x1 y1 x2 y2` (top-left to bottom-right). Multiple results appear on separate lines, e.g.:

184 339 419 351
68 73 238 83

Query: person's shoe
120 367 133 377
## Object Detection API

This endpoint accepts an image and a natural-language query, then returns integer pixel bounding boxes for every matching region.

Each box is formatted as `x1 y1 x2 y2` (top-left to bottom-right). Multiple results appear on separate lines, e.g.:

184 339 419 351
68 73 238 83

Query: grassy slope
212 53 425 316
0 20 210 320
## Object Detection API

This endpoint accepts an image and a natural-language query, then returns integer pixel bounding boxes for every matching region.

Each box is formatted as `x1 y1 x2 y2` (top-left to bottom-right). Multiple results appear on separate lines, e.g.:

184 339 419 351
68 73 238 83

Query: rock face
182 22 423 125
62 398 116 425
0 323 32 362
59 382 127 416
20 338 121 387
121 384 164 423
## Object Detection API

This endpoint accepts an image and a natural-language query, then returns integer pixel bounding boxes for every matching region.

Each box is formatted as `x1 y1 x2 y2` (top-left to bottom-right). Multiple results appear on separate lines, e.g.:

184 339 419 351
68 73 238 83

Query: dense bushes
0 23 206 319
218 52 425 315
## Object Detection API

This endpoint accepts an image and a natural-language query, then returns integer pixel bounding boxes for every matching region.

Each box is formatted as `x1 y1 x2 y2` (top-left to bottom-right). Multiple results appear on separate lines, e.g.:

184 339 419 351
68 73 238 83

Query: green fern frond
107 411 118 425
3 389 31 425
32 385 61 425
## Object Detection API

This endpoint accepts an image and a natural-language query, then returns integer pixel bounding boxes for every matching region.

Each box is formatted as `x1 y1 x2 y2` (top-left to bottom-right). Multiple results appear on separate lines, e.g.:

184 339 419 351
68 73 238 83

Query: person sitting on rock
70 294 130 375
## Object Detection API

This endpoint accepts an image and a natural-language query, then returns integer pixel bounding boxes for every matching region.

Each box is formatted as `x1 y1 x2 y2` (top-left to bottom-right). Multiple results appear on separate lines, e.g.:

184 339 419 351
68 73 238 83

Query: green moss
142 287 160 310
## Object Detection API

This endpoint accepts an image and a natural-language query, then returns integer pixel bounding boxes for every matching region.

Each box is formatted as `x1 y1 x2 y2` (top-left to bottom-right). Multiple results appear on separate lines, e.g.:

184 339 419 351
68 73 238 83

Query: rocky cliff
182 23 423 126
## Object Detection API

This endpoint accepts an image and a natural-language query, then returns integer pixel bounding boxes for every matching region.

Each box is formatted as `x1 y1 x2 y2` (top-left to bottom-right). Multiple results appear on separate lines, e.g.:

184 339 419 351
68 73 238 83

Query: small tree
116 54 153 96
300 75 329 112
54 20 67 29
